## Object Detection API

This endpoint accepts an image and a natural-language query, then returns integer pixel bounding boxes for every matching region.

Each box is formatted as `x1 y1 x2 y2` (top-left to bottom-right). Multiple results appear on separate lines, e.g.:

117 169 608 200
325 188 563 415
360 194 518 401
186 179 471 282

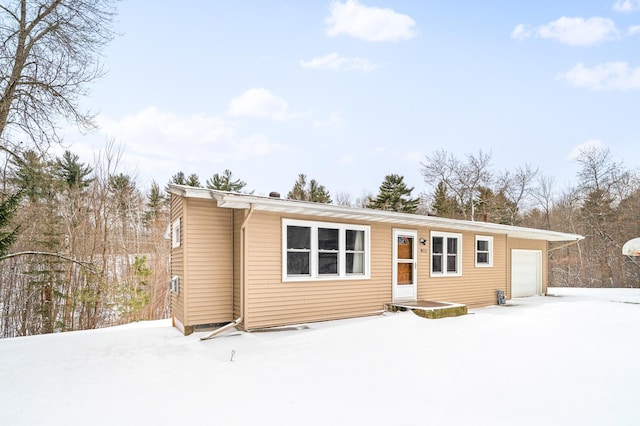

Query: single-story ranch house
168 185 583 335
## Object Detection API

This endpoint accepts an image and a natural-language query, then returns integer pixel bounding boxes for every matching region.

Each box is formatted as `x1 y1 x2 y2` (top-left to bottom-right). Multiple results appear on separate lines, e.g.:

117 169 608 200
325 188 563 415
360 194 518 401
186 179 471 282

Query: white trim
430 231 462 277
282 218 371 282
475 235 493 267
167 184 584 243
392 229 418 302
173 315 185 334
171 218 181 249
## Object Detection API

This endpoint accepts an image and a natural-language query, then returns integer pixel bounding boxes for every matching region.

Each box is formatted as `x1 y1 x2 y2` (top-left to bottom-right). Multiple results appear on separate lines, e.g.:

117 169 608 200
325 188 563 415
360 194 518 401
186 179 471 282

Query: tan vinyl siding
170 194 185 326
173 189 559 331
418 229 507 308
233 209 243 318
244 212 392 329
183 198 234 326
507 238 548 299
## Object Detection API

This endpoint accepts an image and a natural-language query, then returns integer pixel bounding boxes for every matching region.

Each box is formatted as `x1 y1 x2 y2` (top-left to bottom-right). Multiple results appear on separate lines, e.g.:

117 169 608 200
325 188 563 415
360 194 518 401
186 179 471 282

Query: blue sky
68 0 640 198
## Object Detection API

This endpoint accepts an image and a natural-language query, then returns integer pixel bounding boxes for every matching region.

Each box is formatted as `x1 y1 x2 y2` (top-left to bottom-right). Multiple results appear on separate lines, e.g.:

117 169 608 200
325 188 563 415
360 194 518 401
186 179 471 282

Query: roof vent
269 191 281 198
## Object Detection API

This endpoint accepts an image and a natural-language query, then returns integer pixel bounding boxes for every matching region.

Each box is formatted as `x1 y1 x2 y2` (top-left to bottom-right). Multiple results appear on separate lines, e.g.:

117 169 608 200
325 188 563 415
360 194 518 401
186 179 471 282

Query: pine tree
143 181 166 224
287 174 331 203
0 191 22 257
368 174 419 213
185 173 201 187
206 169 247 192
54 151 93 190
170 171 187 185
10 150 49 202
167 171 201 192
431 181 458 218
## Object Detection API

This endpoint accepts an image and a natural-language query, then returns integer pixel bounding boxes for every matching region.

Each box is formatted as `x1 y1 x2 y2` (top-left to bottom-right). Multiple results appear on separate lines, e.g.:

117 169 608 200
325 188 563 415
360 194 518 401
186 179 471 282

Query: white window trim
475 235 493 267
282 218 371 282
171 218 181 248
430 231 462 277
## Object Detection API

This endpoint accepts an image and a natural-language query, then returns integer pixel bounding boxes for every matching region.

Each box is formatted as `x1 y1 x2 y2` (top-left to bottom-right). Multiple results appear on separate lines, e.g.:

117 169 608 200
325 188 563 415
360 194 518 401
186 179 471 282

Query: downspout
200 203 255 341
548 239 583 252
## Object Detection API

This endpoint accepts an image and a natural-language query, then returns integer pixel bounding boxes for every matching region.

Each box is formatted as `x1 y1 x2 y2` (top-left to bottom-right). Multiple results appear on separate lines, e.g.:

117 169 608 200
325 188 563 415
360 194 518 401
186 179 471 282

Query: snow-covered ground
1 287 639 426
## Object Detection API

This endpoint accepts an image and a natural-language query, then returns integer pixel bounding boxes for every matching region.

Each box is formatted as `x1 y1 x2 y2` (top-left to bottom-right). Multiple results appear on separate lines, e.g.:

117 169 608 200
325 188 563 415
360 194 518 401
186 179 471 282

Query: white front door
393 229 418 302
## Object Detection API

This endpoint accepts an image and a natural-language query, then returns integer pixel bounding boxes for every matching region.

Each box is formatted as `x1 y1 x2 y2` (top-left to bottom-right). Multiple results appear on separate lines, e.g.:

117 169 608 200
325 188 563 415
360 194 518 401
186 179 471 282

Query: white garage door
511 249 542 298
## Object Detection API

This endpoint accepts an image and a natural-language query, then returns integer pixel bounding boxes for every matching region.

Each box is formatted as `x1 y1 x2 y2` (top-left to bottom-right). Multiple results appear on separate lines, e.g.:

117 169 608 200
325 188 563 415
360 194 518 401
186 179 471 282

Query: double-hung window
431 231 462 276
283 219 370 281
475 235 493 267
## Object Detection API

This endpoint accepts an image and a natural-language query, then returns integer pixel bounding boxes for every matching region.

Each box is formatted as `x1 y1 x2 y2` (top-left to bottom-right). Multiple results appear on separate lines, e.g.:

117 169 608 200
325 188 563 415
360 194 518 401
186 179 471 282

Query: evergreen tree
54 151 93 190
368 174 419 213
109 173 135 213
206 169 247 192
431 181 458 218
143 181 166 224
11 150 50 202
167 171 201 193
287 174 332 203
170 171 187 185
186 173 201 187
0 191 22 257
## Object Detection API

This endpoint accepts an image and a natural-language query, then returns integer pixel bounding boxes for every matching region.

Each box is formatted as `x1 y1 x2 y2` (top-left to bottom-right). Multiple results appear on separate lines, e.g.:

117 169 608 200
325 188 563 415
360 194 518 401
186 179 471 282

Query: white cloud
568 139 605 161
299 53 380 72
98 107 284 177
512 17 619 46
227 88 292 120
313 111 344 128
510 24 532 40
326 0 416 42
614 0 640 12
558 62 640 90
627 24 640 35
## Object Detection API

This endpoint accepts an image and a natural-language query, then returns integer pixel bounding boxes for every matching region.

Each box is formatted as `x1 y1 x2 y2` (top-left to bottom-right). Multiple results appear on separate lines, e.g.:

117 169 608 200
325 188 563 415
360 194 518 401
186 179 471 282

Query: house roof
168 185 584 243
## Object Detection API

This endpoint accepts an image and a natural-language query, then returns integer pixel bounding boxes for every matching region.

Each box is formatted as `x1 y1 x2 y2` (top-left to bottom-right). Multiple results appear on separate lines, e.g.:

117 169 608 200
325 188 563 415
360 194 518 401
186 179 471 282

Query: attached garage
511 249 542 297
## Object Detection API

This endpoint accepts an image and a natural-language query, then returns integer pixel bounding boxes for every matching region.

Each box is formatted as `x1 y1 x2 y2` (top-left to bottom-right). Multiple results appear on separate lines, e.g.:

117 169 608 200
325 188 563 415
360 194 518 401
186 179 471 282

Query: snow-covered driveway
1 287 639 426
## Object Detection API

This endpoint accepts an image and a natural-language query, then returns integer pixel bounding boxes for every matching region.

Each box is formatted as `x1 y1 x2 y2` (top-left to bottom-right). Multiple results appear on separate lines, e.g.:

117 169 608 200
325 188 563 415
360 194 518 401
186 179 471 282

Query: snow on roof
167 184 584 242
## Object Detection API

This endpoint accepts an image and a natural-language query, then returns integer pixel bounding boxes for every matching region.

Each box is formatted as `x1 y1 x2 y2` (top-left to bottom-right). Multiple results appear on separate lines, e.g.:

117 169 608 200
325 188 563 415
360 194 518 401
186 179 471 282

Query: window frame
475 235 493 267
430 231 462 277
282 219 370 282
171 218 181 249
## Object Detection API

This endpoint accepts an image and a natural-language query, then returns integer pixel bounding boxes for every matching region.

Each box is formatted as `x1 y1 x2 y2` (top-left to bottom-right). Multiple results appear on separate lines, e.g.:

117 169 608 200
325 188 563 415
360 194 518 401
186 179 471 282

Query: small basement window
283 219 370 281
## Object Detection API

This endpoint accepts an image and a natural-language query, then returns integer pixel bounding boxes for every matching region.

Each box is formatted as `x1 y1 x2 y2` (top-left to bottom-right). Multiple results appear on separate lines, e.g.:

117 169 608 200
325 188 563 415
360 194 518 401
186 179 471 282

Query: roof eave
171 185 584 242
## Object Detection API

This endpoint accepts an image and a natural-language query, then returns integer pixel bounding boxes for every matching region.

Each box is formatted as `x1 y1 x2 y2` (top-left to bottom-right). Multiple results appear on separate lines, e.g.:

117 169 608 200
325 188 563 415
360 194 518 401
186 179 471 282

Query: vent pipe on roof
269 191 281 198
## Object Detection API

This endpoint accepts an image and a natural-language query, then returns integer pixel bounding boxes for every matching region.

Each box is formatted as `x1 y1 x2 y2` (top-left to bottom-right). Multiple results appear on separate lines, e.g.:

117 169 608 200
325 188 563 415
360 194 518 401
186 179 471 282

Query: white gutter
165 184 583 243
200 203 255 341
548 238 585 252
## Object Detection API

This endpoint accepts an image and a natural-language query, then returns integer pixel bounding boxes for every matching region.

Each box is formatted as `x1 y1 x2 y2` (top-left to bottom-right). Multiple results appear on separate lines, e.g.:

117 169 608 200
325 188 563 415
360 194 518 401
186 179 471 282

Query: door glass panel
397 236 413 259
397 262 413 285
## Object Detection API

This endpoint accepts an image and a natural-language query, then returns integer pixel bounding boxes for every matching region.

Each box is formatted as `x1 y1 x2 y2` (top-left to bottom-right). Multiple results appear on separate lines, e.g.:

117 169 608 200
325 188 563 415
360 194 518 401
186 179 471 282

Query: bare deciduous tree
496 164 539 225
0 0 116 157
421 150 493 220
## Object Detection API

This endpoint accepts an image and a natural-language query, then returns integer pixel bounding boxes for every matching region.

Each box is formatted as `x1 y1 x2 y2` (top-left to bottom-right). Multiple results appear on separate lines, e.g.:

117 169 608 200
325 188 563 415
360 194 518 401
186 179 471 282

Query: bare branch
0 250 98 273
